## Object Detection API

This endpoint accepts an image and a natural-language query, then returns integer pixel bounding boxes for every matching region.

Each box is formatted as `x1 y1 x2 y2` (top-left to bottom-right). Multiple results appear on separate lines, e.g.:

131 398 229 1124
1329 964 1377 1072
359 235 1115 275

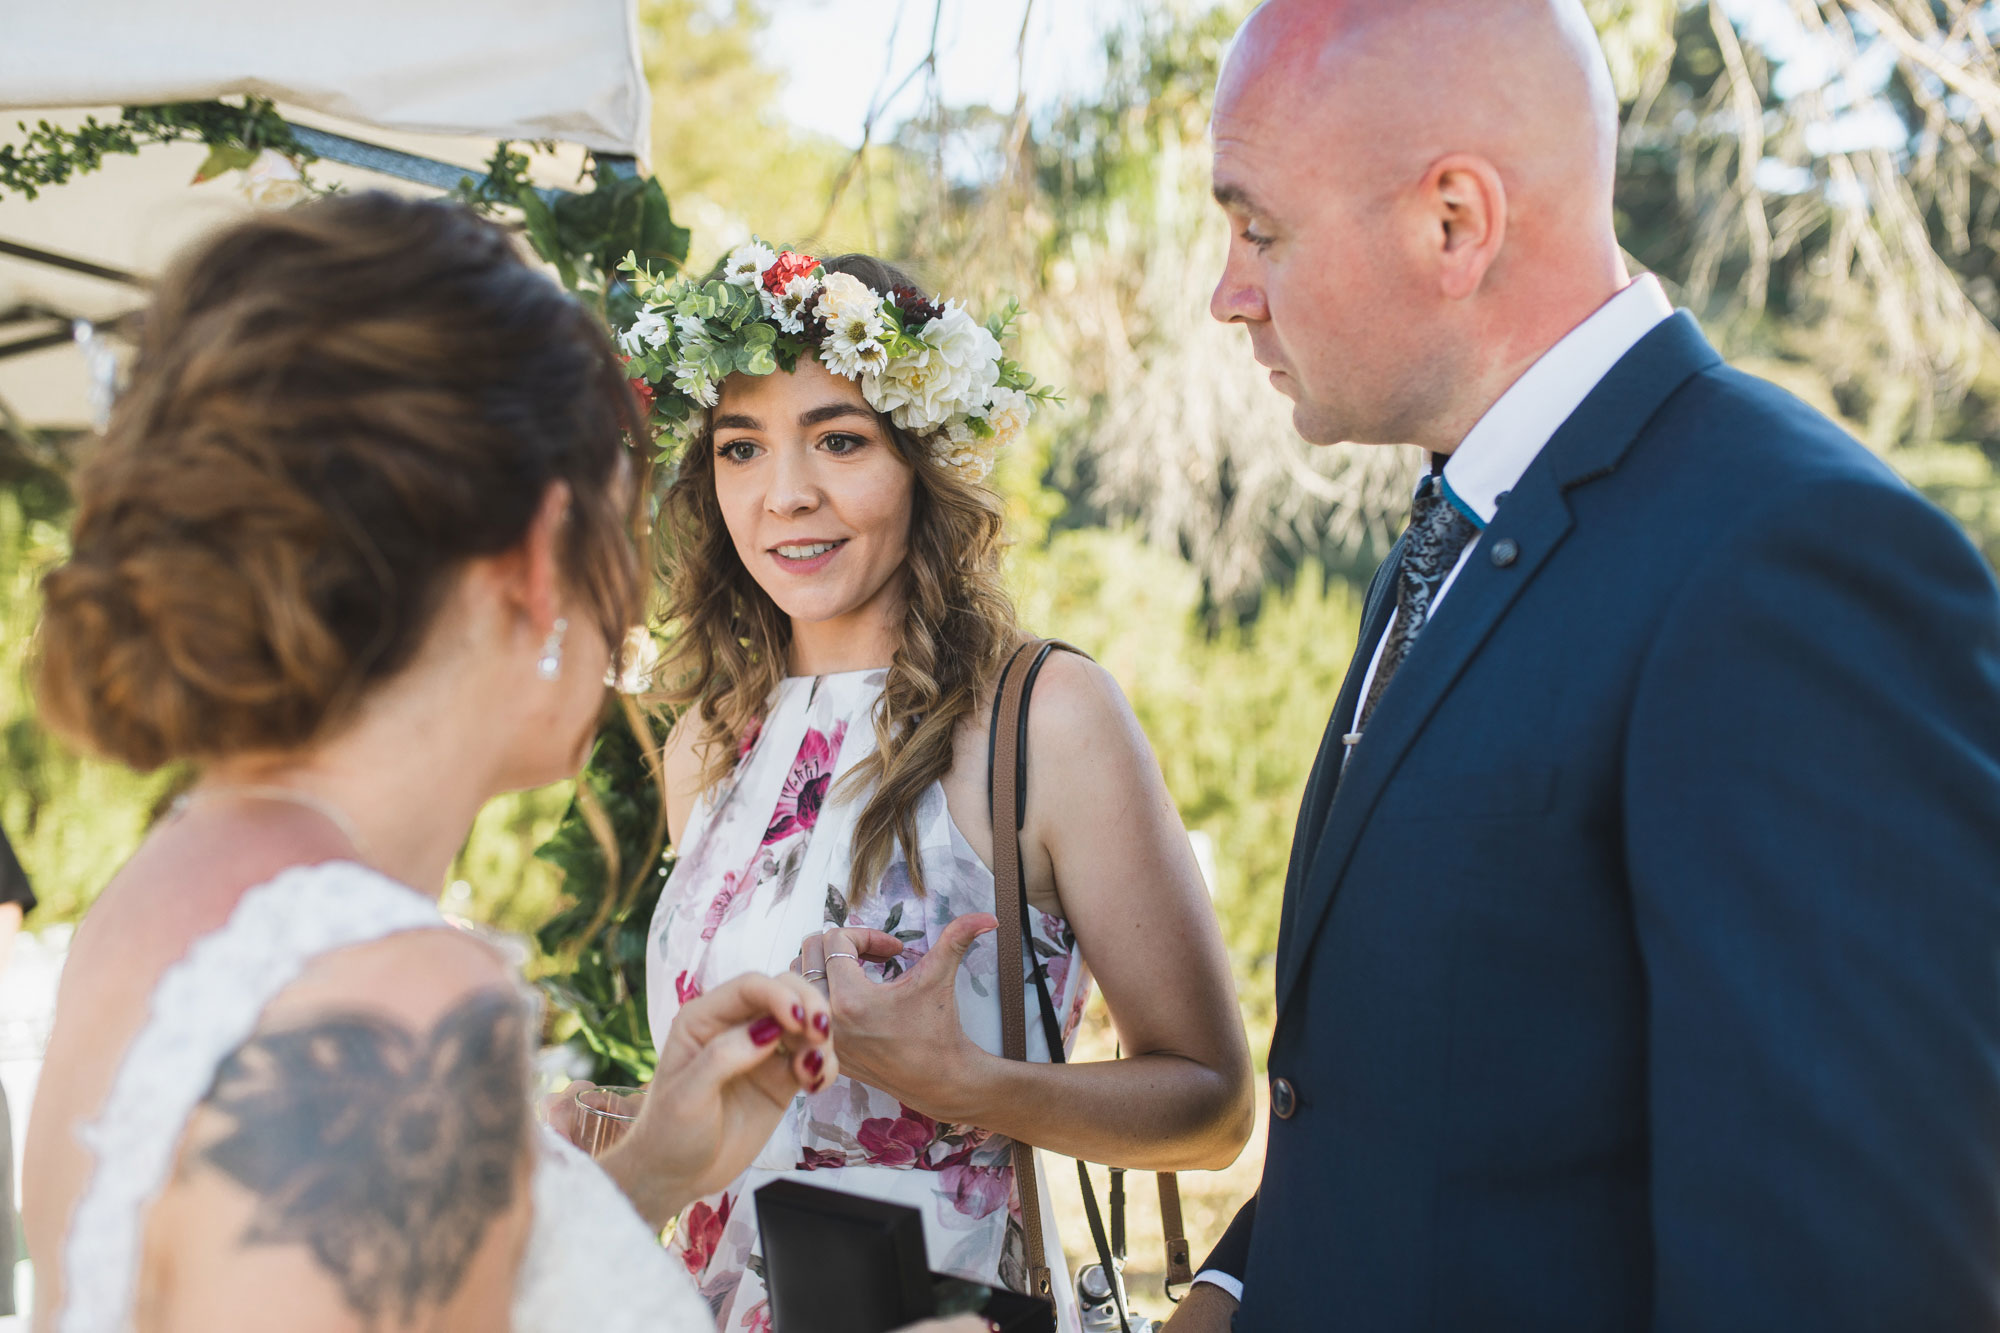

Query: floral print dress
646 670 1091 1333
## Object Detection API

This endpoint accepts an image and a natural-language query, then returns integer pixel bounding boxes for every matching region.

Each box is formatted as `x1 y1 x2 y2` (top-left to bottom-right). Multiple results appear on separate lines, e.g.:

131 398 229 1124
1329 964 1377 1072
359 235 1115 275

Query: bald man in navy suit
1170 3 2000 1329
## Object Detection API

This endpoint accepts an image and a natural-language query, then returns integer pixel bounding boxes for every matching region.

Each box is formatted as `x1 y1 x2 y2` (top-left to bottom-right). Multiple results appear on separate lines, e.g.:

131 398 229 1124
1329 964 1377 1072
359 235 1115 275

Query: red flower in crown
619 355 656 417
762 250 820 295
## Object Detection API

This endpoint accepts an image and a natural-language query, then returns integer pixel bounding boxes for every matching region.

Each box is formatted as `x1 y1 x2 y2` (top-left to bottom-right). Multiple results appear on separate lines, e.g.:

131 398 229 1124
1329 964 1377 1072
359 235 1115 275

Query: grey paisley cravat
1356 473 1481 733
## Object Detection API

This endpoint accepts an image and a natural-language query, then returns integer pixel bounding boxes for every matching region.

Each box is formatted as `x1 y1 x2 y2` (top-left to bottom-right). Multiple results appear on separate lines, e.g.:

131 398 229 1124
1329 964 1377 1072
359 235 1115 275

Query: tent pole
284 123 584 206
0 239 148 289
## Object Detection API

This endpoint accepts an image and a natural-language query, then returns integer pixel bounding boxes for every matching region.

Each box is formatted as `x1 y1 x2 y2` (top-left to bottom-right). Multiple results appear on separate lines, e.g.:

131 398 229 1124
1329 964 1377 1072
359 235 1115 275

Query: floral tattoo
199 990 530 1325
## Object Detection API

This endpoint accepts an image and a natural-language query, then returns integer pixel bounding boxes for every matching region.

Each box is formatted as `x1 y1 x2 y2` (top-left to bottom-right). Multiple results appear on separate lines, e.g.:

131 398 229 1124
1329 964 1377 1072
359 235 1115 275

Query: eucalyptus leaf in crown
616 242 1058 481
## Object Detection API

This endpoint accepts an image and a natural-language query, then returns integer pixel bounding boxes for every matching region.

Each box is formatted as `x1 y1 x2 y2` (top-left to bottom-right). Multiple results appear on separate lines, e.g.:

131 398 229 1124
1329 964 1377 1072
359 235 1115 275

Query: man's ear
1424 154 1507 301
496 480 573 636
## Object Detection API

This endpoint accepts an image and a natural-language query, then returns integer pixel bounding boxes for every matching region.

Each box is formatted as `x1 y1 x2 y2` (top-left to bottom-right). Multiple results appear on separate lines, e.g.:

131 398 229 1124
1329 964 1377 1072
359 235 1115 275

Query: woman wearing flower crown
624 245 1256 1330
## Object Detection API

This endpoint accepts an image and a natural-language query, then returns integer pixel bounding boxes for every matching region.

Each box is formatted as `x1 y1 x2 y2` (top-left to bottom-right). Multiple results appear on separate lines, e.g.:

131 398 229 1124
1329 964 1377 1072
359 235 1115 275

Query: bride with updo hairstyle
21 193 982 1333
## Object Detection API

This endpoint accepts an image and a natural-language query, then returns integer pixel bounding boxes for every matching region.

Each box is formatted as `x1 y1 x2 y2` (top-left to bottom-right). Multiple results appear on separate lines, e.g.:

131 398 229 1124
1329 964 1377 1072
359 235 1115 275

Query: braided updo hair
35 191 645 770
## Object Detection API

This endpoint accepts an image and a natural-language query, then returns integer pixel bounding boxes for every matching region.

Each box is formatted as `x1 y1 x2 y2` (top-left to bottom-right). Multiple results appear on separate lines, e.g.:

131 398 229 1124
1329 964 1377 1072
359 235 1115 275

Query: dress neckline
781 666 890 683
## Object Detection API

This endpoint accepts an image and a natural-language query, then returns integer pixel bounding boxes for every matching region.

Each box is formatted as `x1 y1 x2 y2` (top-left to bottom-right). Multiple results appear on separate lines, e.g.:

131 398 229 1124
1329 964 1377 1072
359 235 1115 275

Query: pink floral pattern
856 1104 943 1167
680 1194 732 1276
648 671 1090 1333
763 722 846 844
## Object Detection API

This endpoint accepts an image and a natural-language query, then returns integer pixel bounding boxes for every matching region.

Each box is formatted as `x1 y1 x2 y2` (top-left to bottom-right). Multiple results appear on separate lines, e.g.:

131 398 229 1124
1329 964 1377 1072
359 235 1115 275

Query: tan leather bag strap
990 639 1193 1309
990 642 1048 1296
1158 1172 1194 1292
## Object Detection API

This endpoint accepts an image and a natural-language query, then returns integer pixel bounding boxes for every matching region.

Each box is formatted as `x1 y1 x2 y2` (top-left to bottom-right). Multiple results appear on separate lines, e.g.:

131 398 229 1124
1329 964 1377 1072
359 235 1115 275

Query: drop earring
536 618 568 681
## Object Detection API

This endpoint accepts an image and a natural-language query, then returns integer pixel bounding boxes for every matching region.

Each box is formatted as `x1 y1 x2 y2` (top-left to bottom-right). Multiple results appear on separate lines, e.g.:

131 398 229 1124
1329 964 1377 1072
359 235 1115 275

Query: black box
754 1178 1055 1333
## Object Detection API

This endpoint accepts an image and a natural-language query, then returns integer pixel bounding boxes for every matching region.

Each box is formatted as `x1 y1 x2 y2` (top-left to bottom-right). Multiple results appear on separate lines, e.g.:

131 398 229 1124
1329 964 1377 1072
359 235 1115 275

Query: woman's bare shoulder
1021 648 1144 759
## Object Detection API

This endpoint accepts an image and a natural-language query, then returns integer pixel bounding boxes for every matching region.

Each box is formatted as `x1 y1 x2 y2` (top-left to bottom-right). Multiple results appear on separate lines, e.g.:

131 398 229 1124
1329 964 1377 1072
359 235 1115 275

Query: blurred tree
637 0 905 265
879 0 2000 609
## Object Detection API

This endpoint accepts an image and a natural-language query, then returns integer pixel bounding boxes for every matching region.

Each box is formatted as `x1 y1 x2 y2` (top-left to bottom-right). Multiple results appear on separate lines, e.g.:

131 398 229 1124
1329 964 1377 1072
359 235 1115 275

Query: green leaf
516 189 577 290
191 143 257 183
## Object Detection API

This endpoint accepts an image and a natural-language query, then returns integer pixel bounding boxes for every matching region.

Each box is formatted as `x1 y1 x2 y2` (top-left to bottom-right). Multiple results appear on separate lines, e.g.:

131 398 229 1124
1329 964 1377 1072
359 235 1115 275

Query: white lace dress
56 861 712 1333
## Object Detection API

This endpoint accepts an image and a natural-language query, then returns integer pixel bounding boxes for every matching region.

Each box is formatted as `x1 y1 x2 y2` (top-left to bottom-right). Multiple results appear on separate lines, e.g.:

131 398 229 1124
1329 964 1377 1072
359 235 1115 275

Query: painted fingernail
749 1016 783 1046
792 1003 807 1024
804 1048 824 1075
813 1011 831 1035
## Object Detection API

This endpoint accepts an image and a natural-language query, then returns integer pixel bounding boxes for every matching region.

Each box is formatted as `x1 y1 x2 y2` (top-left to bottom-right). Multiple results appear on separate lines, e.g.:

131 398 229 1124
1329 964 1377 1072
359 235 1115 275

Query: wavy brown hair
657 255 1021 902
34 192 646 771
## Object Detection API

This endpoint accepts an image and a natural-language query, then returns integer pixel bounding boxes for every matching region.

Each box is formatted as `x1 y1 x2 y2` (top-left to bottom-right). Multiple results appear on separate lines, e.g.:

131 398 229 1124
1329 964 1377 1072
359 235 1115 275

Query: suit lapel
1272 313 1724 1016
1272 537 1405 991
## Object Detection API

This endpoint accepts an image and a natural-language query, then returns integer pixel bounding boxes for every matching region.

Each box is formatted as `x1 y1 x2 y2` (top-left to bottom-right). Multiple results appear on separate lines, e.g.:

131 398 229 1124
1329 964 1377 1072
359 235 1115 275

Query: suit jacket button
1490 538 1520 568
1271 1076 1298 1119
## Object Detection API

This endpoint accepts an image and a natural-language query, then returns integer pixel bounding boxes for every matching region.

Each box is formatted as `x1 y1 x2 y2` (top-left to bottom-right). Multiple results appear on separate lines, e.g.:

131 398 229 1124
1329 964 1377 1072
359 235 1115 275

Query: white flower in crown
873 302 1004 432
674 313 709 343
929 418 998 482
816 273 891 379
673 362 719 408
618 308 672 358
722 241 778 288
980 386 1033 454
762 273 821 335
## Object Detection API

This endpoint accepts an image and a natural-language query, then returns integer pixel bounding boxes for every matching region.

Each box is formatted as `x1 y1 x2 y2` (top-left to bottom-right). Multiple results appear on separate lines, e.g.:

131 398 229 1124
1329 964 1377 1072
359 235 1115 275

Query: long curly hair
655 254 1020 903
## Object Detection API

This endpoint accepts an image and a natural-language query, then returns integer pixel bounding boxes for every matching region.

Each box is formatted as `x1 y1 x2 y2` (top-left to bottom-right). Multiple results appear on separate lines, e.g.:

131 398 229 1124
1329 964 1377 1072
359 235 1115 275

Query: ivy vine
0 97 318 200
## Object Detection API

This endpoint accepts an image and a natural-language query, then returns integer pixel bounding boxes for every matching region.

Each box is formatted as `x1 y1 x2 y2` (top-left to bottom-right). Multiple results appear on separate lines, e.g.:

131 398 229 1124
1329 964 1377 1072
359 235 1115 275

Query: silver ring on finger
801 968 827 982
825 952 861 965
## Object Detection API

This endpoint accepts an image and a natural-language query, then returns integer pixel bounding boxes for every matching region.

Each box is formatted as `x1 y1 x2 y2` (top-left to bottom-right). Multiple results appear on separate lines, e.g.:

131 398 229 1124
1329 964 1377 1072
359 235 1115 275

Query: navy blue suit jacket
1206 314 2000 1330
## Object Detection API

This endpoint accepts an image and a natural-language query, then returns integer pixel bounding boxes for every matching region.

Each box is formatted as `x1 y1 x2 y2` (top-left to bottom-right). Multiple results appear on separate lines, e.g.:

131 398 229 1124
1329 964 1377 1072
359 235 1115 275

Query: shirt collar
1438 274 1674 528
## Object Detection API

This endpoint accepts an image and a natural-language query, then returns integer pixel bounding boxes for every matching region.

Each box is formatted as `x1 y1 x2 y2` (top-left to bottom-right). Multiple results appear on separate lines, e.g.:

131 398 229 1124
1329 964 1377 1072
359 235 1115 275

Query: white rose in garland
873 302 1003 431
980 386 1033 454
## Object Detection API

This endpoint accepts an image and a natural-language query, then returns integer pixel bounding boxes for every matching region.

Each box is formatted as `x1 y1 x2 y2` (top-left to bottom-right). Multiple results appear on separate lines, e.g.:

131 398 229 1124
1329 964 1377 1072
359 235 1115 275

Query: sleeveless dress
646 670 1092 1333
57 861 711 1332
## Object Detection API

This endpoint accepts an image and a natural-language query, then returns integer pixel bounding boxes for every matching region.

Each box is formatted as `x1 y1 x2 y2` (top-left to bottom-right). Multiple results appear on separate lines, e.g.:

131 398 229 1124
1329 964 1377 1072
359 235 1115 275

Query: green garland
534 706 677 1085
0 97 318 200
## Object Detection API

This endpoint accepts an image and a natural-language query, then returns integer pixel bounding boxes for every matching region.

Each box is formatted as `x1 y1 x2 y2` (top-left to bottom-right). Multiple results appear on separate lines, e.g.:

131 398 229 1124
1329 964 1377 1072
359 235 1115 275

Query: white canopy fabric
0 0 652 163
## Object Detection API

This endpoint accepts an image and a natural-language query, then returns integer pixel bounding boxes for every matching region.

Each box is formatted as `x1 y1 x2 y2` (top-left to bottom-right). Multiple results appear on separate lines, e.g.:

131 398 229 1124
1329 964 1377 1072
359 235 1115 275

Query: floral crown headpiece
615 241 1057 482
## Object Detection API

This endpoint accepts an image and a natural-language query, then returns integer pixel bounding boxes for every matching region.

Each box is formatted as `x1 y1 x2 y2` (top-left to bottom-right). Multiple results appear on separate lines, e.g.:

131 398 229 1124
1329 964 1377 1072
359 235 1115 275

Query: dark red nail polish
749 1016 783 1046
792 1003 807 1024
804 1048 824 1075
813 1011 831 1035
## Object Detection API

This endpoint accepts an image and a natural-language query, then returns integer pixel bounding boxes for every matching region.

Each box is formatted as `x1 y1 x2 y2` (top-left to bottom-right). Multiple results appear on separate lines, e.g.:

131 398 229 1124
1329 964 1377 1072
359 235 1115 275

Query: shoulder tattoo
199 988 531 1324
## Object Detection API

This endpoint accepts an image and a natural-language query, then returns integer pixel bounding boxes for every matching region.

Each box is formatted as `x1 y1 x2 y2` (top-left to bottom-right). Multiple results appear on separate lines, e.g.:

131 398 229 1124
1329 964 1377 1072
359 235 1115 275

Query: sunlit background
3 0 1997 1311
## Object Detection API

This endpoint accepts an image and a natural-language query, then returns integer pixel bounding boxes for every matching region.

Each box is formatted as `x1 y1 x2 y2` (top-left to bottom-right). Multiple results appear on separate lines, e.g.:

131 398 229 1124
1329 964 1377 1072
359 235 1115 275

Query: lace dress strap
60 861 449 1333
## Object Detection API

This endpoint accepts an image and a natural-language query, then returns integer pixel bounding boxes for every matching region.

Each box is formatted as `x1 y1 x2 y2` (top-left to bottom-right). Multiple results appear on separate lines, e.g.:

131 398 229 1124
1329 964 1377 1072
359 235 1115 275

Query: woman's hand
793 915 997 1122
598 971 833 1227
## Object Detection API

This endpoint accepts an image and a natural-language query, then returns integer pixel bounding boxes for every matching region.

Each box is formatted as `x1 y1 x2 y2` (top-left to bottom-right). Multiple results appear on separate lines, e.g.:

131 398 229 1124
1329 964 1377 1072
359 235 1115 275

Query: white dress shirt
1192 275 1673 1304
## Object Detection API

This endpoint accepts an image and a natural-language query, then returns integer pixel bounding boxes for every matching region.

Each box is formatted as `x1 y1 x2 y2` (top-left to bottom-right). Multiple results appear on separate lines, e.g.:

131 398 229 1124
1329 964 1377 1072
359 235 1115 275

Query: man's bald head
1208 0 1632 450
1222 0 1618 200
